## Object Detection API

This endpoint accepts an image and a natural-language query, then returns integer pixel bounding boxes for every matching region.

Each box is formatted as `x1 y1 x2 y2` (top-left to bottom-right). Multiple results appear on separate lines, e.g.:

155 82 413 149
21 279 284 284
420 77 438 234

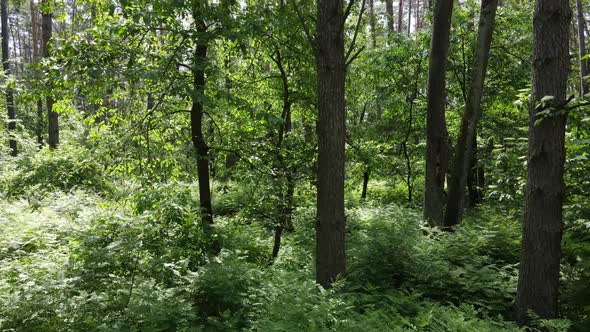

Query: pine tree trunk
516 0 571 325
397 0 404 33
2 0 17 156
423 0 453 226
576 0 588 96
368 0 377 47
316 0 346 288
42 0 58 149
443 0 498 228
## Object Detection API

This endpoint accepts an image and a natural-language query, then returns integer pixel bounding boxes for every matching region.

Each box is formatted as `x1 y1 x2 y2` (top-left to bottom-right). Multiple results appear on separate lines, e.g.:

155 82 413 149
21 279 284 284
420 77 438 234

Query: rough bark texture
42 0 58 149
191 21 215 232
516 0 571 325
386 0 394 33
443 0 498 228
316 0 346 288
423 0 453 226
2 0 16 156
576 0 588 96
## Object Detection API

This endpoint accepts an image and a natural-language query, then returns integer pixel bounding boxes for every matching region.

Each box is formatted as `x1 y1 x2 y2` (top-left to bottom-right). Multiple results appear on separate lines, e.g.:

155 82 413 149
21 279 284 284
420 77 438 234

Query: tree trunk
315 0 346 288
191 22 215 234
271 49 295 260
407 0 412 34
368 0 377 47
42 0 58 149
516 0 571 325
576 0 588 96
386 0 394 33
397 0 403 33
423 0 453 226
2 0 16 156
443 0 498 228
361 168 370 199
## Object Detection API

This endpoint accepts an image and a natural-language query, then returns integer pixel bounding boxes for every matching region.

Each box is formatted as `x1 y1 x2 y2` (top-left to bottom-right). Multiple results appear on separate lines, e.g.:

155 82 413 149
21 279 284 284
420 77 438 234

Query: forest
0 0 588 331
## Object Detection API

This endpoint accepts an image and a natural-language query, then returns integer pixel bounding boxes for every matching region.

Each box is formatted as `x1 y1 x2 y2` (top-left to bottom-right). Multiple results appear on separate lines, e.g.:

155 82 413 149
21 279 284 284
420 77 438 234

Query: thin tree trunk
516 0 571 325
191 13 217 254
316 0 346 288
397 0 403 33
2 0 16 156
576 0 588 96
42 0 58 149
407 0 412 34
423 0 453 226
443 0 498 228
386 0 394 33
368 0 377 47
361 168 370 199
271 49 295 260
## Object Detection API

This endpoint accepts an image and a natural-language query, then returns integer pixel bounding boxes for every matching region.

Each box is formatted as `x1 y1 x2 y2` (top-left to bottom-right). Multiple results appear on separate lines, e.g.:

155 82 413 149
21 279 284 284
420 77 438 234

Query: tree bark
42 0 58 149
576 0 588 96
315 0 346 288
368 0 377 47
467 134 484 207
361 168 370 199
397 0 403 33
191 19 215 235
2 0 16 156
423 0 453 226
516 0 571 325
386 0 394 33
443 0 498 228
271 49 295 260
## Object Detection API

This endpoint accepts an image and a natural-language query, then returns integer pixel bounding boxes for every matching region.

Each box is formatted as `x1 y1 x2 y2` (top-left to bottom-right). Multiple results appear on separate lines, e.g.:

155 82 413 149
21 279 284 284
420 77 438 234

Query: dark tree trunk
423 0 453 226
516 0 571 325
2 0 16 156
407 0 412 34
576 0 588 96
386 0 394 33
191 16 216 248
42 0 58 149
315 0 346 288
361 168 370 199
271 49 295 260
443 0 498 228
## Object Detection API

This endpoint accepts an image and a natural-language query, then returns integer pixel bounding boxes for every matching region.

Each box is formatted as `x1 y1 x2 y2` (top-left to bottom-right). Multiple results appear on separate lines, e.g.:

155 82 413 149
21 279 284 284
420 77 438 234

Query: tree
315 0 348 288
576 0 588 96
443 0 498 227
423 0 453 226
42 0 58 149
386 0 394 33
516 0 571 325
191 3 215 233
1 0 17 156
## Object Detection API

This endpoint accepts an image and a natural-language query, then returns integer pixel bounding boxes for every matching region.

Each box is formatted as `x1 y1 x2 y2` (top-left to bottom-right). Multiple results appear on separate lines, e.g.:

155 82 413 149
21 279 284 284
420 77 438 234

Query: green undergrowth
0 177 584 330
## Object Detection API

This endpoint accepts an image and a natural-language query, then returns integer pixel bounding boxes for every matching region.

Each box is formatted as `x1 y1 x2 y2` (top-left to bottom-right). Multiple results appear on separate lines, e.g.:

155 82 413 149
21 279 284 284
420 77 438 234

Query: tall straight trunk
315 0 346 288
42 0 58 149
443 0 498 228
368 0 377 47
407 0 412 34
386 0 394 33
423 0 453 226
576 0 588 96
191 20 215 232
361 168 370 199
516 0 571 325
271 49 295 260
31 1 43 147
2 0 16 156
397 0 404 33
